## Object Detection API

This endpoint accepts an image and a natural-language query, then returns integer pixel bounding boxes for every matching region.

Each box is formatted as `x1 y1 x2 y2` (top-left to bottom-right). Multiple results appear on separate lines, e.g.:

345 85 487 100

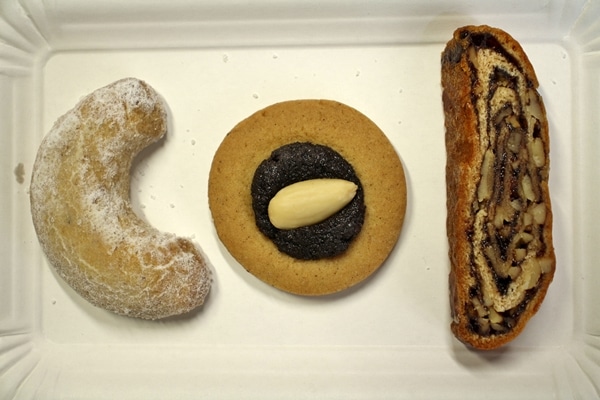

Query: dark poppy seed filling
251 142 365 260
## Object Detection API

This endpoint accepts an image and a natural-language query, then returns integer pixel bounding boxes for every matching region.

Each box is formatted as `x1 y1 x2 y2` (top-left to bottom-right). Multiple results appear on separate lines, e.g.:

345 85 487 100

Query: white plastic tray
1 0 599 398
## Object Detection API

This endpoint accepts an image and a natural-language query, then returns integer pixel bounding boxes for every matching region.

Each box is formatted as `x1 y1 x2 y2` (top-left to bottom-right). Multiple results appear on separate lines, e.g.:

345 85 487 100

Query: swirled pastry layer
442 26 556 349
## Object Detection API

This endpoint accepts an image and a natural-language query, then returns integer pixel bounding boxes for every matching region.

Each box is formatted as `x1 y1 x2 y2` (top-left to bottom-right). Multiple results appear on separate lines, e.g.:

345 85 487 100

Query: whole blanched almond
268 179 358 230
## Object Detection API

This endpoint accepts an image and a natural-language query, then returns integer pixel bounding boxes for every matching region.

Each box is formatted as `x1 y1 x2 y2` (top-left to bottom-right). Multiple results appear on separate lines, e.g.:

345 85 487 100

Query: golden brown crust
442 26 555 349
30 78 211 320
208 100 406 296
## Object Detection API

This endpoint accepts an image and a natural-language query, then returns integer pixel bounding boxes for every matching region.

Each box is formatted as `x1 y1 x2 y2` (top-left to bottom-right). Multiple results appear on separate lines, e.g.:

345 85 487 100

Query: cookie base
208 99 407 296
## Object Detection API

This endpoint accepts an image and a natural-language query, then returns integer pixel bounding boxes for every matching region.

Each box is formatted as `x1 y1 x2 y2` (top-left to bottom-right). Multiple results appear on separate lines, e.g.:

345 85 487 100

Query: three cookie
30 25 552 351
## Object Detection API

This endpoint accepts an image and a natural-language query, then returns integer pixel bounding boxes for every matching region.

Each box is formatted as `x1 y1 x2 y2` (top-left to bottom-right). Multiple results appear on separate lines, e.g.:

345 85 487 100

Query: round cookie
208 99 406 296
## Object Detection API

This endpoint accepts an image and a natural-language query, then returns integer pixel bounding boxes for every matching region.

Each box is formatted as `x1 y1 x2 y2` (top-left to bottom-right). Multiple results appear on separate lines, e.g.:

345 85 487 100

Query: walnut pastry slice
441 25 556 350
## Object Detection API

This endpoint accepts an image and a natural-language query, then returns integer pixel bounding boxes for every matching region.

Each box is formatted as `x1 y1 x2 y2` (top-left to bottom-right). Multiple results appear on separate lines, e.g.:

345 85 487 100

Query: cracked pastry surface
30 78 211 320
442 25 556 349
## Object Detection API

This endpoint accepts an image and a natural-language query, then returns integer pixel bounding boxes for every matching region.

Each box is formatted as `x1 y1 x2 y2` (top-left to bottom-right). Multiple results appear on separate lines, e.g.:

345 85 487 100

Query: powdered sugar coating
30 78 211 320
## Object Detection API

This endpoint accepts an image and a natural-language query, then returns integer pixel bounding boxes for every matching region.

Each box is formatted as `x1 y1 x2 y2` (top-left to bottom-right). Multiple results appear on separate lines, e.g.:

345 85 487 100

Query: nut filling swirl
443 26 556 343
469 34 552 334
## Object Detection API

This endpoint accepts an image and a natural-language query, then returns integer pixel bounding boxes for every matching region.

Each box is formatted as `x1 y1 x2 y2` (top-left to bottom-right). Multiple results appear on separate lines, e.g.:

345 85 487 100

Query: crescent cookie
208 99 407 296
30 78 211 320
